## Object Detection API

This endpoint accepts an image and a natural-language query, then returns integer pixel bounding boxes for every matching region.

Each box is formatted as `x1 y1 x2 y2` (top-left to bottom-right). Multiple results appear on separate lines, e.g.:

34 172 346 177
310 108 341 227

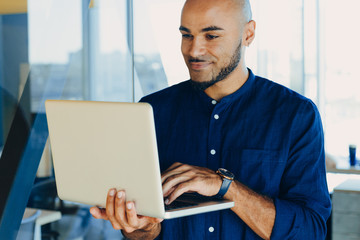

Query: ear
243 20 256 47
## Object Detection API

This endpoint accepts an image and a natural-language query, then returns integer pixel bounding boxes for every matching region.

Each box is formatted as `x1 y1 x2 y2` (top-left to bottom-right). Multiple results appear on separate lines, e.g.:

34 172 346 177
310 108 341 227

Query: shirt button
214 114 219 120
209 226 214 233
211 100 217 105
210 149 216 155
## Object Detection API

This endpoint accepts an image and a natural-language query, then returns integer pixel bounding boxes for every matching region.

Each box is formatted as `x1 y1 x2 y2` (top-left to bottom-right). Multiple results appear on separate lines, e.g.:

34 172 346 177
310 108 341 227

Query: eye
182 34 193 39
206 34 219 40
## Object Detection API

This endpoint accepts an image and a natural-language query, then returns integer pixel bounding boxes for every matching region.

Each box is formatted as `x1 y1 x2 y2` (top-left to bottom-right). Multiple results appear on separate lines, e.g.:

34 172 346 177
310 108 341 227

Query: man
90 0 331 239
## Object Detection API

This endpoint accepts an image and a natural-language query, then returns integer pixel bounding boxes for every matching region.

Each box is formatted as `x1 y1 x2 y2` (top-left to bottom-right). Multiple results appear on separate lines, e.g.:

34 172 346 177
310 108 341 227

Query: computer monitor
0 73 61 239
0 80 45 239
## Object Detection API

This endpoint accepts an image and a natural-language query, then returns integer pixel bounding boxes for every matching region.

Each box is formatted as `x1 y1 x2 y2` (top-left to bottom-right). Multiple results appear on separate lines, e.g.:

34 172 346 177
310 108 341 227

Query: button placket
207 102 223 170
206 100 223 238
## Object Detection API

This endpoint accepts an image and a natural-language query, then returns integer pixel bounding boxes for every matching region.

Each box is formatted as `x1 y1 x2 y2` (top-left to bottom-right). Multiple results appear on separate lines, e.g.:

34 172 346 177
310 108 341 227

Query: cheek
206 45 228 63
216 41 239 60
181 41 189 56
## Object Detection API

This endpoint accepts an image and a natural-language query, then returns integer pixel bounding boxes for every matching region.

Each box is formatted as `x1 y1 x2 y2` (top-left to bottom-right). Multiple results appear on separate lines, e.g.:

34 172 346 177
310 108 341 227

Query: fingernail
164 199 169 205
127 202 132 210
109 189 116 196
117 191 123 199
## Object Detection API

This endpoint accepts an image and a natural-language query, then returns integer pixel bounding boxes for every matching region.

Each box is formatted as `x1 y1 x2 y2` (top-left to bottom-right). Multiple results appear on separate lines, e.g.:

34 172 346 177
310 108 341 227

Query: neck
204 63 249 101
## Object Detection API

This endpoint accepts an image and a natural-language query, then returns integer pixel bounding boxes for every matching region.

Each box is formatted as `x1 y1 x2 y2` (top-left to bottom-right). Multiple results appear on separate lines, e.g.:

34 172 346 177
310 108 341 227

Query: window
133 0 188 100
28 0 83 112
321 0 360 157
247 0 360 158
247 0 304 93
88 0 133 102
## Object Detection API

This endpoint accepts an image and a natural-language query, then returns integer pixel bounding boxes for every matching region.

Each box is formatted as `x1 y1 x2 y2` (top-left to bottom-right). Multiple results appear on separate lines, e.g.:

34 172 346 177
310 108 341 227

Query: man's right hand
90 189 162 238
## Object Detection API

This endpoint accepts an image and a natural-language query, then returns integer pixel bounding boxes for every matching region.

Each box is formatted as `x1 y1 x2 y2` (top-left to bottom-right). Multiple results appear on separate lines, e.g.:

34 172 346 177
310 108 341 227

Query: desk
326 156 360 175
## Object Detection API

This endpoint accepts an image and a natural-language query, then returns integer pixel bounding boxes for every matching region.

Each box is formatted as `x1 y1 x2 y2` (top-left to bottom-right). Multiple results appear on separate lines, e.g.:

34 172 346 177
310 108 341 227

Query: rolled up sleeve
271 100 331 239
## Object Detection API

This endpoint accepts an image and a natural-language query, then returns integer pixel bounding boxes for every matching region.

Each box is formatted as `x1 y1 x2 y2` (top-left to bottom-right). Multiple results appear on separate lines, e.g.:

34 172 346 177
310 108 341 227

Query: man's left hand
161 162 222 204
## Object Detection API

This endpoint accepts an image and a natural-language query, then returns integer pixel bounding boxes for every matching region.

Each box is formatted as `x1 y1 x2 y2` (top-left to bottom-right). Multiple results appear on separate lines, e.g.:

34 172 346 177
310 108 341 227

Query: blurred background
0 0 360 239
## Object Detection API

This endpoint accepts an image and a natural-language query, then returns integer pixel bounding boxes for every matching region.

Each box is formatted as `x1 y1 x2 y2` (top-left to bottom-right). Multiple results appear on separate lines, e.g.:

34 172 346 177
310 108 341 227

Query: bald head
238 0 252 23
183 0 252 27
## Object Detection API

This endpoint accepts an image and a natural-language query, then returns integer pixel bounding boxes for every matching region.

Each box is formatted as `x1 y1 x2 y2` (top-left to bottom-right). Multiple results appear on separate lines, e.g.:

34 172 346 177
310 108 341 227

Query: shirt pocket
228 149 285 196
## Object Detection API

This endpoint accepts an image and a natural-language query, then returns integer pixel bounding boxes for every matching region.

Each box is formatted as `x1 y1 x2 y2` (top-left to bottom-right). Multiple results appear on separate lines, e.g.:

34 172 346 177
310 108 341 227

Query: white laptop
45 100 234 219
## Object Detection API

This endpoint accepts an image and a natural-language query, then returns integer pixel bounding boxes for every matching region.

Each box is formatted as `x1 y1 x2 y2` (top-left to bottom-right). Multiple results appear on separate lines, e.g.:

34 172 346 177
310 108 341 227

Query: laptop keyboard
165 200 198 211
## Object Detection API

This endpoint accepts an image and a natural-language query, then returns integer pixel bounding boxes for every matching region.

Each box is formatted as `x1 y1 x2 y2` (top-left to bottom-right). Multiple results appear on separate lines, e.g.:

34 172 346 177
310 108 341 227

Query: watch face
218 168 234 179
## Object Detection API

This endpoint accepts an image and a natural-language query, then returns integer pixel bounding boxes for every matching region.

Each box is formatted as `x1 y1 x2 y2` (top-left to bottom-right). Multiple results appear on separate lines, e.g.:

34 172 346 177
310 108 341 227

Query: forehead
180 0 242 32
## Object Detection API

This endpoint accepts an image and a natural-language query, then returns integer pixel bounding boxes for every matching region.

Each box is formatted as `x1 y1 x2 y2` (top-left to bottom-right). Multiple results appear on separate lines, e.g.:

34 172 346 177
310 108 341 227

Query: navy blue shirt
140 69 331 239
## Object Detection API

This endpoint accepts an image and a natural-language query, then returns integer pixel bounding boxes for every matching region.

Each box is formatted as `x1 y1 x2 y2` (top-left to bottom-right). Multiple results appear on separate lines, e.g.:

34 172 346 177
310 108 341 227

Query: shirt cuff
270 198 300 239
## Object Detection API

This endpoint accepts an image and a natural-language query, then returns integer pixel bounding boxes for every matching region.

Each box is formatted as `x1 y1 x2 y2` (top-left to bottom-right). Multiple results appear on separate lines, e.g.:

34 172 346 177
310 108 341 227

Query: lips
189 61 211 70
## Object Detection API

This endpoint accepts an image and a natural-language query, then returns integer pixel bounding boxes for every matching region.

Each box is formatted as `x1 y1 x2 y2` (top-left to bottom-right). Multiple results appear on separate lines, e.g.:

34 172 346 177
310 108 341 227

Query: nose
188 37 206 58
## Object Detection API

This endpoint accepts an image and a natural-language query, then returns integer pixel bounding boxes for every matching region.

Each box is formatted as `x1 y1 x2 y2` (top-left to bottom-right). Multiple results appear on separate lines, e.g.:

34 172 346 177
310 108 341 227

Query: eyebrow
179 26 191 33
179 25 224 33
202 26 224 32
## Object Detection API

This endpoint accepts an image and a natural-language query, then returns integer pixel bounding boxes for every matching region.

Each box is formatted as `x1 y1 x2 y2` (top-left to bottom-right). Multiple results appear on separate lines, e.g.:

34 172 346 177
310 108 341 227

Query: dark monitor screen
0 12 43 239
0 61 67 240
0 71 66 239
0 78 51 239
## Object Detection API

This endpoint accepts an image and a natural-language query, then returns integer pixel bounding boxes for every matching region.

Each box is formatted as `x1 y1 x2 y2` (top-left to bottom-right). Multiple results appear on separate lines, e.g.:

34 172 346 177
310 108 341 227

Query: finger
162 173 188 195
125 201 138 227
114 190 127 225
90 207 109 220
163 162 183 173
163 186 175 198
162 165 194 187
106 188 121 230
162 169 195 196
123 201 138 233
161 162 188 176
161 163 187 183
166 181 192 204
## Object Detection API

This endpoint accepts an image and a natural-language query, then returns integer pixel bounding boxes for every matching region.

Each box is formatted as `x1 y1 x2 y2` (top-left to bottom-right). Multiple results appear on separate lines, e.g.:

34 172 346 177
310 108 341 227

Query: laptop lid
45 100 233 219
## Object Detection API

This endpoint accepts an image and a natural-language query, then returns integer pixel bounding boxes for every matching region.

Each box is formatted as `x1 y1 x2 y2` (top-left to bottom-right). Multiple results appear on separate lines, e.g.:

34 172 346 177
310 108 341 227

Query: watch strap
214 177 232 199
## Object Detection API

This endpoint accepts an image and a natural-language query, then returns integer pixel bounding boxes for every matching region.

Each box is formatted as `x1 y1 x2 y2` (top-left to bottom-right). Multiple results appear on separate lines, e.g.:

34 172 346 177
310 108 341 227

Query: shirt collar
195 68 256 106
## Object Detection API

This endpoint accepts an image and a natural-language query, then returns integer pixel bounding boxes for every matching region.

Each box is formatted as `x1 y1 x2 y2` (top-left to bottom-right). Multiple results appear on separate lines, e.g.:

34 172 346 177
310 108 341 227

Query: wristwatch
214 168 234 199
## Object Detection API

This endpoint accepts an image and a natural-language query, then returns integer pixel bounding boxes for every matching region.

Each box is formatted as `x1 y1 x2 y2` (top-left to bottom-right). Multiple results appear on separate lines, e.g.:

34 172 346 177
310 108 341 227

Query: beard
190 40 242 91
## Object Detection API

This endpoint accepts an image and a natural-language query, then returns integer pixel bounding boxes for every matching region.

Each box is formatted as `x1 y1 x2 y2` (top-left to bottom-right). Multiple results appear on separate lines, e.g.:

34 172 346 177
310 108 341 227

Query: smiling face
180 0 247 89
